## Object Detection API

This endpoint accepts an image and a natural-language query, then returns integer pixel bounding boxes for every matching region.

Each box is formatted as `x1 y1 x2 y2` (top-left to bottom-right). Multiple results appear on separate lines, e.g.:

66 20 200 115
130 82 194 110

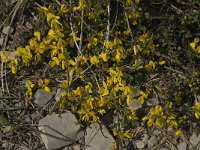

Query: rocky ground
1 1 200 150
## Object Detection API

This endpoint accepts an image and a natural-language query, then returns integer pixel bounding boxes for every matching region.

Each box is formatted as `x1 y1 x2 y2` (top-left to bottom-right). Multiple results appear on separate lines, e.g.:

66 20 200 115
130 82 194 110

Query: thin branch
105 2 111 41
69 0 102 100
79 9 84 50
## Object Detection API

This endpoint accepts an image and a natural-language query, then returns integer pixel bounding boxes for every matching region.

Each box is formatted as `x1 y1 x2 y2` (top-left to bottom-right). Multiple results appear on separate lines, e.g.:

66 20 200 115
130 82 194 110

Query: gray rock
135 141 145 149
158 148 169 150
39 112 84 150
190 132 200 147
2 26 14 35
130 90 140 99
85 123 115 150
167 127 173 132
148 136 158 148
177 142 187 150
147 98 158 106
62 144 80 150
130 99 142 110
153 130 161 135
142 134 149 145
34 89 56 107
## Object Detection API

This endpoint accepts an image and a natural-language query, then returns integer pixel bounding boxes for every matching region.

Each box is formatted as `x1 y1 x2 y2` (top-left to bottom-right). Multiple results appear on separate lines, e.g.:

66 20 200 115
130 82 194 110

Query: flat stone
39 112 84 150
62 144 80 150
142 134 149 145
85 123 115 150
130 90 140 99
177 142 187 150
130 99 142 110
135 141 145 149
153 129 161 135
147 98 158 106
190 132 200 147
148 136 158 148
158 148 170 150
34 89 56 107
2 25 14 35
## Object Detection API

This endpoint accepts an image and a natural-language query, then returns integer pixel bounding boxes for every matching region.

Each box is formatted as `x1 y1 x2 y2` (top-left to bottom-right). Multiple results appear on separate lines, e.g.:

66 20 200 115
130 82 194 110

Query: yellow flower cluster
25 80 35 98
138 88 151 104
142 105 182 135
134 33 156 55
98 67 133 105
142 105 166 127
189 37 200 53
0 51 17 74
38 79 51 92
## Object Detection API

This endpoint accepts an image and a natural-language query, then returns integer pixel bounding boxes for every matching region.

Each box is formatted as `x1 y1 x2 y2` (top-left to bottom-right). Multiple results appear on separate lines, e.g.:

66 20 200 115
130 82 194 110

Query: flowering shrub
1 0 200 148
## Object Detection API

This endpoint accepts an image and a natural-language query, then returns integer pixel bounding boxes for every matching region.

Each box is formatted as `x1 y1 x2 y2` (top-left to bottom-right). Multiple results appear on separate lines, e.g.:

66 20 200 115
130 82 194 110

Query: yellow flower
159 60 166 65
189 37 200 53
115 130 133 139
34 31 41 41
139 33 149 43
0 53 10 63
48 29 55 37
35 53 42 61
125 108 136 120
14 46 32 66
138 96 145 104
38 79 51 92
44 86 51 92
126 95 132 105
98 109 106 115
123 130 133 139
113 37 122 46
26 80 35 89
100 52 108 62
140 91 148 98
175 130 182 136
147 118 154 126
194 101 200 119
145 60 156 71
105 40 113 49
38 79 44 87
115 49 122 61
68 59 76 66
73 87 83 96
47 13 60 22
25 80 35 98
58 4 68 14
155 119 163 127
90 56 99 65
10 58 17 74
